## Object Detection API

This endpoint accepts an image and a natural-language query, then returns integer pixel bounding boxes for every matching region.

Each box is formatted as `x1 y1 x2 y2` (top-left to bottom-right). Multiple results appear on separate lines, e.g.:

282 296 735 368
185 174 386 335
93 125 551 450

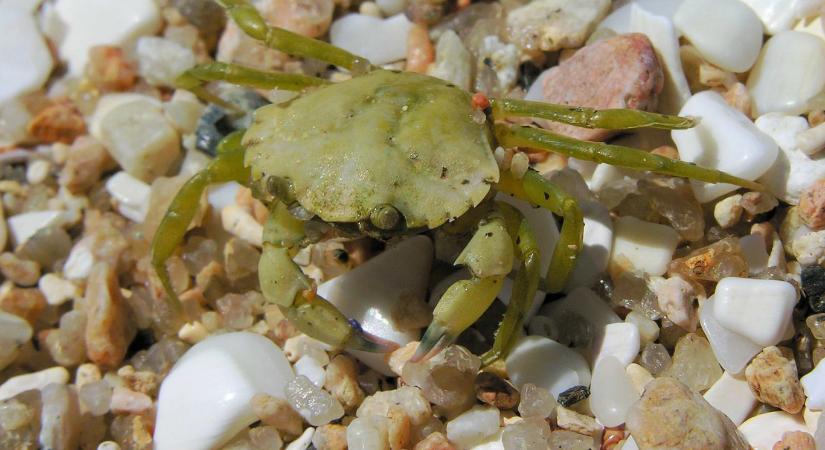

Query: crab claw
410 321 456 363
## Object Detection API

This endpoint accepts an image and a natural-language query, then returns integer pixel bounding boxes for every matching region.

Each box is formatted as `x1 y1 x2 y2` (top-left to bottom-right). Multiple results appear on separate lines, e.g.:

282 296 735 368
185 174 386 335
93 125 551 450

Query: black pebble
557 385 590 407
802 265 825 313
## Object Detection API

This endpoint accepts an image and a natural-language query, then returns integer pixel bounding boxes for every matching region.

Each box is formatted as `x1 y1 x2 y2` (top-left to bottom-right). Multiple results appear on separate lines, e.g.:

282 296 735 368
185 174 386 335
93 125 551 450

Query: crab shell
243 70 500 230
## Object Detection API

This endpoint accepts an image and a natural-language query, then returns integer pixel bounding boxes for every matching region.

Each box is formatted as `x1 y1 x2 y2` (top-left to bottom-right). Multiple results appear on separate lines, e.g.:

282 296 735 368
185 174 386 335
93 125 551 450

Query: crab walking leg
497 169 584 293
495 124 765 191
217 0 370 71
490 98 696 130
411 210 514 362
259 203 399 353
481 204 541 366
175 62 328 107
151 132 250 309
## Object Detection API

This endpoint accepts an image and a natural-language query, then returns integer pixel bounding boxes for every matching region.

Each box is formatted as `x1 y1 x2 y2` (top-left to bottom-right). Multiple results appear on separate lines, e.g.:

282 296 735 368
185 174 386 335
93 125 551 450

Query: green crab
152 0 763 365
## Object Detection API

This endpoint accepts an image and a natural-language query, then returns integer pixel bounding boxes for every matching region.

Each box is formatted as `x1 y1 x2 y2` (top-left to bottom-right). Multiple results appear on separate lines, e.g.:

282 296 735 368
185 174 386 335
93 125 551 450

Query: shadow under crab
152 0 764 366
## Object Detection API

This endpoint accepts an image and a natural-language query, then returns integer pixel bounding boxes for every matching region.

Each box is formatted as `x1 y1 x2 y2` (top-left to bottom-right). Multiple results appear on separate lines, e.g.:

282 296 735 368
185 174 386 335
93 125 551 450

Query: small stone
703 372 757 426
76 363 102 388
0 7 53 102
386 341 418 377
110 414 153 450
85 46 137 92
626 363 654 395
312 424 346 450
44 310 87 367
745 346 805 414
506 0 610 53
346 416 389 450
652 275 698 331
699 299 763 375
402 345 480 418
557 385 590 408
110 387 152 415
627 377 748 449
548 430 597 450
590 356 640 427
772 431 816 450
6 210 65 248
625 310 659 346
356 386 432 427
105 172 151 223
556 406 601 436
741 191 779 218
79 380 112 416
610 216 680 276
611 272 662 321
0 285 46 325
668 237 748 283
39 383 80 450
329 14 413 65
427 30 472 91
216 291 257 330
222 205 264 247
251 393 304 437
27 101 86 145
249 425 283 450
84 263 135 368
474 372 520 410
799 180 825 230
663 333 722 393
592 322 641 368
639 176 705 242
501 417 552 449
413 431 456 450
713 277 797 347
739 411 810 450
324 354 364 414
517 383 557 418
135 36 196 87
445 405 500 448
715 195 744 229
59 135 114 194
0 253 39 287
506 336 592 401
639 342 672 376
285 375 344 427
0 367 69 401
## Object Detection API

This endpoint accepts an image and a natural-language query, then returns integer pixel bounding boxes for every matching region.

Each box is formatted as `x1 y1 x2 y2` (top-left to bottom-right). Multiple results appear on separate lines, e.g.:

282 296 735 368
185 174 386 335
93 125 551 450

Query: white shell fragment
0 7 53 103
7 210 64 247
318 236 433 375
673 91 779 203
703 372 758 426
740 0 823 34
506 336 591 398
0 366 69 401
673 0 763 73
739 411 809 450
713 277 797 347
54 0 161 75
610 216 680 276
698 298 762 375
154 332 294 450
329 14 413 65
801 360 825 411
105 172 150 223
747 31 825 116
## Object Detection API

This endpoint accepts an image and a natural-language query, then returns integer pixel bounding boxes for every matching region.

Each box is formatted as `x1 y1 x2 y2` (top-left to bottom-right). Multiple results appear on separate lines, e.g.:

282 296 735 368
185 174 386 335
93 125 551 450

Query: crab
152 0 763 365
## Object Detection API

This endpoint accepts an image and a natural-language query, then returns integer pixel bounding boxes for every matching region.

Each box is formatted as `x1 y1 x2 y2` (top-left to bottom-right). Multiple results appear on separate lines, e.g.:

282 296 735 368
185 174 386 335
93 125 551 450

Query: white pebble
7 210 64 248
739 234 769 275
802 359 825 410
506 335 591 398
154 332 295 450
740 0 822 34
747 31 825 116
699 298 762 375
54 0 161 75
162 90 205 135
590 356 640 427
673 90 778 202
318 236 432 375
713 277 797 347
428 30 473 91
796 122 825 156
760 139 825 205
653 275 698 331
221 205 263 247
294 355 326 388
136 36 196 87
347 416 389 450
625 310 659 346
446 406 501 448
0 366 69 401
673 0 763 72
97 442 121 450
25 159 51 185
110 387 153 415
739 411 809 450
0 7 53 103
592 322 641 368
567 201 613 291
330 14 413 65
610 216 680 276
38 273 79 306
703 371 758 426
286 427 315 450
755 113 810 153
105 172 150 223
63 236 95 280
177 322 208 345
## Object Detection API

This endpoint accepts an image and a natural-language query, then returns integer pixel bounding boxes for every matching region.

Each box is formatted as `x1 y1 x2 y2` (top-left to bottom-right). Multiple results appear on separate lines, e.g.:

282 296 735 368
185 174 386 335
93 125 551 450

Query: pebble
356 386 432 427
714 194 744 229
403 345 479 418
330 14 413 65
797 122 825 156
135 36 197 88
313 424 347 450
590 356 640 427
625 310 659 345
285 375 344 427
79 380 112 416
446 406 500 448
703 372 758 426
673 90 779 203
592 322 641 368
556 405 602 436
713 277 797 347
163 90 205 135
653 275 698 331
109 387 153 415
639 342 671 375
63 236 95 280
802 265 825 313
475 372 520 410
739 234 769 275
85 45 137 92
801 359 825 410
154 332 295 450
699 297 763 375
739 411 809 450
506 336 591 399
25 159 51 185
84 263 134 368
673 0 762 72
0 7 53 103
506 0 611 52
759 133 825 207
518 383 557 418
500 418 550 450
7 210 64 248
663 333 722 393
54 0 162 75
626 363 654 394
745 346 805 414
772 431 817 450
748 31 825 116
428 30 472 91
0 366 69 401
627 377 749 449
346 416 389 450
251 392 303 437
39 382 80 450
105 172 151 223
221 205 263 247
610 216 680 276
0 253 39 286
799 180 825 230
741 0 823 34
91 94 181 183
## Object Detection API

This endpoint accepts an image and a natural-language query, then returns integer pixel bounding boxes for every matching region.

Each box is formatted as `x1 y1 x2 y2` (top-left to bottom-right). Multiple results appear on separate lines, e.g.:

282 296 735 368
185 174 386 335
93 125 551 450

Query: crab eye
266 176 294 203
369 204 402 230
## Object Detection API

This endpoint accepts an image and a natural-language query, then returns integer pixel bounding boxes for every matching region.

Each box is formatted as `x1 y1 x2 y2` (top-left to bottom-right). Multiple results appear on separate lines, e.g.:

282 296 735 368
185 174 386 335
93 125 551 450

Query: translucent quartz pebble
78 380 112 416
506 336 591 398
748 31 825 116
703 372 757 426
662 333 722 393
346 416 388 450
39 383 80 450
402 345 480 418
668 237 748 283
501 417 552 450
699 298 762 375
713 277 797 347
154 332 294 450
517 383 557 419
285 375 344 427
318 235 432 375
590 356 640 427
673 91 778 203
673 0 762 72
639 343 671 376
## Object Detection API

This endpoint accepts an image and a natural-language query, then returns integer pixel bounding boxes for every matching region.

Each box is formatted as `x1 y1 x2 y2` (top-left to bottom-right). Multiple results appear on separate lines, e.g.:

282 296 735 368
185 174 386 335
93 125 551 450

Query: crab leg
490 98 696 130
151 131 249 308
217 0 370 71
412 209 514 362
175 62 328 107
481 202 541 366
495 124 765 191
259 202 399 352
